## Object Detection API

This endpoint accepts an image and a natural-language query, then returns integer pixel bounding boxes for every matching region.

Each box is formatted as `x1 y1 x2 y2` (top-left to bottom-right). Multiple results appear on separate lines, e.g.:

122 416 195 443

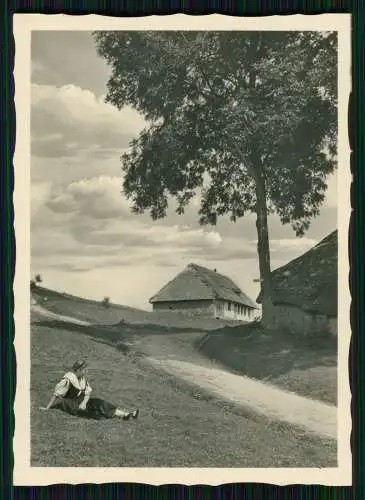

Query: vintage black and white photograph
13 14 351 485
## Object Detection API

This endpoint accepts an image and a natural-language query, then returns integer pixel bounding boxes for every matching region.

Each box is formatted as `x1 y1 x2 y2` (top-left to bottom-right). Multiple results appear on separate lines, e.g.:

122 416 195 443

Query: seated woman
40 360 139 421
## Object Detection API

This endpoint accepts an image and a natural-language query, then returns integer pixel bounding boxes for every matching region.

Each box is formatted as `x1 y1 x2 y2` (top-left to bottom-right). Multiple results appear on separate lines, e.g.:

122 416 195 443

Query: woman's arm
40 376 69 410
39 394 58 410
78 380 92 410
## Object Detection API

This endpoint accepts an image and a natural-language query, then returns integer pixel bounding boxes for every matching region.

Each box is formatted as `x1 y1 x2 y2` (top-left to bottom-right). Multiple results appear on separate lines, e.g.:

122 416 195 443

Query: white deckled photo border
13 13 352 486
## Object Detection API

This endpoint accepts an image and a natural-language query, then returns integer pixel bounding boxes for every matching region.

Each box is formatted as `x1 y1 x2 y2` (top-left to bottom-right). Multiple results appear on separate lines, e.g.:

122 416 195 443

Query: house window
228 302 231 312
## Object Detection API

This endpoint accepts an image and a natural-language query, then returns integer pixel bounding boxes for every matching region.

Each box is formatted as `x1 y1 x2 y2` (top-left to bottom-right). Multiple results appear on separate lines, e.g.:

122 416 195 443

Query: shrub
101 297 110 308
35 274 43 285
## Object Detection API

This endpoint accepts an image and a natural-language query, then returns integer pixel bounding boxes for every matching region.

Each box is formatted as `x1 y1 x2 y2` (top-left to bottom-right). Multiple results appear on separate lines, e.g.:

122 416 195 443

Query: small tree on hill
102 296 111 309
34 274 43 286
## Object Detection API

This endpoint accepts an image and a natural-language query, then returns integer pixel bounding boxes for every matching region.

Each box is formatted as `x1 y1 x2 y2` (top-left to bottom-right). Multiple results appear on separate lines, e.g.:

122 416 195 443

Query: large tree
94 31 337 323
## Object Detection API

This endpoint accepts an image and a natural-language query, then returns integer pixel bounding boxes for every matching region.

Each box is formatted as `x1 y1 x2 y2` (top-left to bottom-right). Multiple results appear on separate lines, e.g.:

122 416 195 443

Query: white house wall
152 299 255 322
214 300 255 322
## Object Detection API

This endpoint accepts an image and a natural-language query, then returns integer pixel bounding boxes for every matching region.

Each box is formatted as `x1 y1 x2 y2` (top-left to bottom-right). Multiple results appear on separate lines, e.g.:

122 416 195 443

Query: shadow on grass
197 322 337 382
32 319 135 354
31 317 205 358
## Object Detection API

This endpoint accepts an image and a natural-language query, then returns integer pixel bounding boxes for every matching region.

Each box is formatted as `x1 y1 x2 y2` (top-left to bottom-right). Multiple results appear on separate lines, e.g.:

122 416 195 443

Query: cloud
268 236 318 261
33 171 324 279
193 236 257 262
31 60 45 77
46 176 131 219
44 175 222 247
270 237 318 250
31 150 125 188
31 181 52 217
32 222 224 273
31 83 146 159
32 174 224 274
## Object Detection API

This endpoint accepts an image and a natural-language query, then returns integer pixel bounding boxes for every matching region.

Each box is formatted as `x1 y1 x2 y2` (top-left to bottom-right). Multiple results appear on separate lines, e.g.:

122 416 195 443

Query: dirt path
131 333 337 440
32 304 90 326
32 305 337 440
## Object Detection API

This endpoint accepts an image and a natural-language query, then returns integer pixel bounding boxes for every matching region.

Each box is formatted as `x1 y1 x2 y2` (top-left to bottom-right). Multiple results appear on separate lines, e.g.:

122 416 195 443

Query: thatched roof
150 263 258 309
257 231 338 316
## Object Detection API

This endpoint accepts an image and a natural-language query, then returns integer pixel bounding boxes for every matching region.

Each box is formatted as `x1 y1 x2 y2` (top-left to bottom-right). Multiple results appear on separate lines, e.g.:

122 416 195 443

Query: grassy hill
197 322 337 405
32 286 337 405
31 308 336 467
31 286 241 332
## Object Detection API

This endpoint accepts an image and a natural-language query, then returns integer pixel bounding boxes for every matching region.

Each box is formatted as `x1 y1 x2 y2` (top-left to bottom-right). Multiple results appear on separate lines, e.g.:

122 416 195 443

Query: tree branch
142 32 261 187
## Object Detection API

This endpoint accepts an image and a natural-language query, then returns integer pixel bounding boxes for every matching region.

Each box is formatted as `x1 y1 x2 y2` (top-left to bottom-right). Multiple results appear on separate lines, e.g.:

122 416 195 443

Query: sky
30 30 338 310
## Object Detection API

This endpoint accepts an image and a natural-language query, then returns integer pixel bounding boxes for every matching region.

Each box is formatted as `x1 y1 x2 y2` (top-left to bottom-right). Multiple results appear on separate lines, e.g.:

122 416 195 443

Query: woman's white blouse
54 372 92 398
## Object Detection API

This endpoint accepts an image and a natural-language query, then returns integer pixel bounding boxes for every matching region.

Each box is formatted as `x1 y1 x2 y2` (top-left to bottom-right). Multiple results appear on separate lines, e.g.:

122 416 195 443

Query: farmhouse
257 230 338 336
149 263 258 322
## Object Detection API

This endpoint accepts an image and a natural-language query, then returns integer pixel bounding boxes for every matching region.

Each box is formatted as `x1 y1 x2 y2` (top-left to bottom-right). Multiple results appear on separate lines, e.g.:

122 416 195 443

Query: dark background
0 1 361 499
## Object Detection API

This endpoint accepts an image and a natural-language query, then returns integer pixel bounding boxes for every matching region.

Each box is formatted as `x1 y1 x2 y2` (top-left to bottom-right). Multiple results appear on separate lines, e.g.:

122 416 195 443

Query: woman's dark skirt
54 395 117 420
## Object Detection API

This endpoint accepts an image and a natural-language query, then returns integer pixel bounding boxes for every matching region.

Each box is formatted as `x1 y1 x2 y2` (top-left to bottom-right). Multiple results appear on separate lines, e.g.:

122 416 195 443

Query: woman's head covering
72 359 87 372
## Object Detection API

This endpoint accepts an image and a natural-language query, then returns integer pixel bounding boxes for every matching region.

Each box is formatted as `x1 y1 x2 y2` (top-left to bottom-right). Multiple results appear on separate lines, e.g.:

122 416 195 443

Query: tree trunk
255 172 274 327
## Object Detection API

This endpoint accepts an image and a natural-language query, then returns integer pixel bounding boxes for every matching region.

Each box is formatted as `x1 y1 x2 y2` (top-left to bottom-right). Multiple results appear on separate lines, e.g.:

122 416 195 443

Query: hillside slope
31 312 336 467
31 286 239 331
198 323 337 405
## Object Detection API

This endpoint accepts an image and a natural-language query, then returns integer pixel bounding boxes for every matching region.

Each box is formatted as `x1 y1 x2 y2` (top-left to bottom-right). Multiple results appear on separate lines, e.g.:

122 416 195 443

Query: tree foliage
94 31 337 319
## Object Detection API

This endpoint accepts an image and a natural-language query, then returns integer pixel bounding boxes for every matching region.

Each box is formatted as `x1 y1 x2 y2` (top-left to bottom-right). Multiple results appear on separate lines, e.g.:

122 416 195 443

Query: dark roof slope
150 263 258 308
257 230 338 316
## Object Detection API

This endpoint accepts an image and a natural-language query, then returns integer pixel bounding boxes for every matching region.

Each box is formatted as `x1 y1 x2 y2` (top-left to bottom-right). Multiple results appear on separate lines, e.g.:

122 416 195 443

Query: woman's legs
131 409 139 419
54 396 139 420
114 408 139 420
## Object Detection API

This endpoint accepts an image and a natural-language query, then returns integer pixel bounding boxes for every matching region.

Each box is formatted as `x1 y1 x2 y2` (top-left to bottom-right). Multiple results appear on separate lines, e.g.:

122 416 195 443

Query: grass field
31 287 337 467
31 318 336 467
198 323 337 405
32 286 240 331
